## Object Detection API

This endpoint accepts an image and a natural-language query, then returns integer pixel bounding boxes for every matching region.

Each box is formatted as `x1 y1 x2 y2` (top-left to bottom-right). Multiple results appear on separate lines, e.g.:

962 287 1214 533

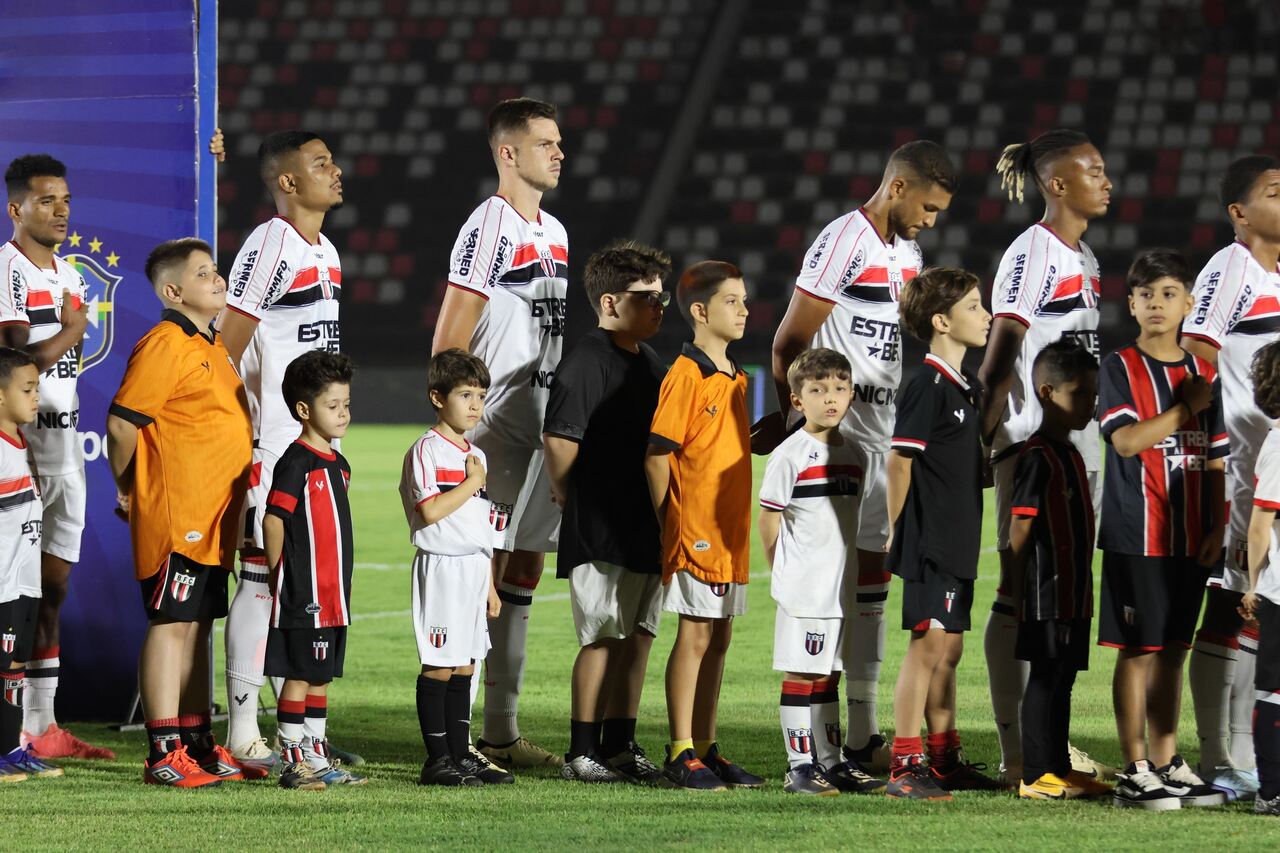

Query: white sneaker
1201 764 1259 801
1157 755 1226 807
560 753 625 783
1068 744 1117 781
230 736 279 775
1113 760 1181 810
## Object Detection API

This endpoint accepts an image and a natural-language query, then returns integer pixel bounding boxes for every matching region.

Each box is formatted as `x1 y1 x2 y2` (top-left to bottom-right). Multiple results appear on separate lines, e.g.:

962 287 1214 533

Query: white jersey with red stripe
225 216 341 457
794 208 920 450
758 427 864 618
400 429 492 558
0 242 87 475
448 195 568 449
0 429 42 603
990 223 1102 470
1253 429 1280 605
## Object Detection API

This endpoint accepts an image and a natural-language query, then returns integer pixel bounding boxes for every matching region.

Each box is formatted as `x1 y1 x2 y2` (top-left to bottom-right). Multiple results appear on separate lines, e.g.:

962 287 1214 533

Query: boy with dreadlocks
977 129 1115 786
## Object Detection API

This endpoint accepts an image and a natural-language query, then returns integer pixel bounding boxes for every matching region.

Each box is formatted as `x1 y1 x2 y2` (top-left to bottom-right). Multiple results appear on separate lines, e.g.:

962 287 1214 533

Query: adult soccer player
763 141 956 772
432 97 566 768
0 155 112 760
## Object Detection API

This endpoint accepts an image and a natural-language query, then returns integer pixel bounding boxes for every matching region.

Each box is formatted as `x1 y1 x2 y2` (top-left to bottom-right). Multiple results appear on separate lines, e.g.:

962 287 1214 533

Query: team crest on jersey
63 247 122 374
0 632 14 654
804 632 825 655
708 582 729 597
490 501 512 533
3 678 20 708
428 626 447 648
313 640 330 661
539 248 558 279
944 590 956 613
170 572 196 603
787 728 812 754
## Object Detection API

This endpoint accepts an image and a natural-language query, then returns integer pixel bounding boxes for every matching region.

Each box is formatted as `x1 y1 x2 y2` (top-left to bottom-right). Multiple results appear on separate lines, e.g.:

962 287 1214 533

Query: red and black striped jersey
266 440 353 629
1010 433 1094 620
1098 344 1228 557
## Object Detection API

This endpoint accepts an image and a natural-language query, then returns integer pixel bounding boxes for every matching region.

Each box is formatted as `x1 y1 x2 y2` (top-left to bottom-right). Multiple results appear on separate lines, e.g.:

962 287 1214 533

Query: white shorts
1217 465 1251 593
237 446 279 556
569 561 662 646
412 550 491 668
663 571 747 619
854 449 889 552
994 451 1099 550
773 607 844 674
38 469 85 563
475 431 559 554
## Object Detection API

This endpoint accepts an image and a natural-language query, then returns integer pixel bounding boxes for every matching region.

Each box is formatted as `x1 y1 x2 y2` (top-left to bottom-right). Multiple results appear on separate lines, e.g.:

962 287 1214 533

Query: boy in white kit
759 348 883 797
401 348 510 787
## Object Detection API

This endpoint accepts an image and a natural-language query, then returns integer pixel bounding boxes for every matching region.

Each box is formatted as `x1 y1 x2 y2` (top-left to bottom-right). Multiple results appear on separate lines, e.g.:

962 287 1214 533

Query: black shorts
1197 586 1245 642
901 561 973 633
1016 617 1091 671
265 625 347 684
1258 598 1280 692
0 596 38 667
1098 552 1208 651
139 553 230 622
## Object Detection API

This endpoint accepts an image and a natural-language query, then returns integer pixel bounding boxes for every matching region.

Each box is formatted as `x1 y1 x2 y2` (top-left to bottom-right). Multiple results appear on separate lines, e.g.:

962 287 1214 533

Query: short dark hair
1253 341 1280 419
1126 248 1192 293
996 129 1093 204
1220 155 1280 210
0 346 37 388
675 260 742 327
787 347 851 397
258 130 323 186
487 98 557 145
428 348 490 406
898 266 981 342
1032 337 1098 388
888 140 958 194
145 238 214 291
5 154 67 201
583 241 672 315
282 350 355 422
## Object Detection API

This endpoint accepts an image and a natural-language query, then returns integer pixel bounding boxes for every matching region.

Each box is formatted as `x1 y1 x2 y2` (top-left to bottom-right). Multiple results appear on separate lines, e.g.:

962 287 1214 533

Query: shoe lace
168 746 204 773
1163 760 1202 786
469 746 500 770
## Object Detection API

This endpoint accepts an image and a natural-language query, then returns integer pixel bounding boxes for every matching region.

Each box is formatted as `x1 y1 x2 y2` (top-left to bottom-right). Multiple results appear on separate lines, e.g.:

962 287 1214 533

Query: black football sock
178 711 215 760
445 674 472 761
600 717 637 757
145 717 182 764
417 676 450 761
1257 698 1280 801
568 719 601 761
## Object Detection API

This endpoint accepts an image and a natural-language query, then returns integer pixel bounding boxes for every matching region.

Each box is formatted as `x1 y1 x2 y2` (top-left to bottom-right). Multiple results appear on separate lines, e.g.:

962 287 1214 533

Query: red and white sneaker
23 724 116 760
144 746 223 788
199 744 270 780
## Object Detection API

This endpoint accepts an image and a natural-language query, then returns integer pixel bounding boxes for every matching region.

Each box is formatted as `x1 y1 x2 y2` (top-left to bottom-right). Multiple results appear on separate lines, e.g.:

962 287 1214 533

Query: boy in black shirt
885 267 999 800
543 241 671 783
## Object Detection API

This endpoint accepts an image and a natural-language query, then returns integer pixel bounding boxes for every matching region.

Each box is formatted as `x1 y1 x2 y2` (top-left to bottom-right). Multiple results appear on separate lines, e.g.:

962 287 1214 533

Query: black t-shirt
543 327 664 577
888 354 984 581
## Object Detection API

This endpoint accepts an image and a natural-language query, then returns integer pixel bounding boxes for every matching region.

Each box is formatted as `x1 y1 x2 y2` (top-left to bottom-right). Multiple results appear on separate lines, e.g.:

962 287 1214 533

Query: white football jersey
400 429 493 558
758 428 864 618
1251 429 1280 605
225 217 341 456
0 242 87 474
0 429 42 603
448 196 568 449
795 208 920 451
991 223 1102 469
1181 240 1280 471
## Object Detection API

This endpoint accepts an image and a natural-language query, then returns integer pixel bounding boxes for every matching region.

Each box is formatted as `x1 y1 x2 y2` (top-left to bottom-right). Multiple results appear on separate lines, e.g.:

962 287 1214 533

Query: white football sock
224 562 272 749
811 679 842 768
1229 627 1258 771
984 598 1028 770
481 580 533 744
1189 632 1236 769
780 680 814 769
843 596 884 751
22 649 58 734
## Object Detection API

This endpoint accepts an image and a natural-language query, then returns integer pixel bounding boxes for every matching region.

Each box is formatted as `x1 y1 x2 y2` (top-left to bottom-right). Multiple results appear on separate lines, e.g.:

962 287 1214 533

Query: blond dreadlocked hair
995 129 1092 204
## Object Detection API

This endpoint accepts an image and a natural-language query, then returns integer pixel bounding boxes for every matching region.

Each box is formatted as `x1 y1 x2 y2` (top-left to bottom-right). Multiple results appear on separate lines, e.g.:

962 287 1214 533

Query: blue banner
0 1 215 720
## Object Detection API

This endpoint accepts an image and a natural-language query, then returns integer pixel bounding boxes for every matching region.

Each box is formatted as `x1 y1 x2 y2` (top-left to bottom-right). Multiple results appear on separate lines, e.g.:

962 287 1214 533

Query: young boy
263 350 366 790
886 266 998 800
0 347 60 782
543 242 671 784
759 347 883 797
1008 340 1109 800
401 348 512 788
1241 340 1280 817
645 260 762 791
106 239 257 787
1097 249 1227 810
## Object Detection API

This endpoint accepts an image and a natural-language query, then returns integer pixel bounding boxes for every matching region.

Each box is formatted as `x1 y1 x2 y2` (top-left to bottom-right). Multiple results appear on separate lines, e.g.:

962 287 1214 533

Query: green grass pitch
10 425 1278 850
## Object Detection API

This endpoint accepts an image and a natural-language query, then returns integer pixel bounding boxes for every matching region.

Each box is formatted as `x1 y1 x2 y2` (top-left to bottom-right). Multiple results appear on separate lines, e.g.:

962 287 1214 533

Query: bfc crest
63 249 122 375
539 248 557 278
787 727 812 755
804 631 826 656
428 626 448 648
313 640 330 661
3 677 20 708
490 502 512 533
170 572 196 603
0 631 14 654
708 583 729 598
826 722 842 747
944 590 957 613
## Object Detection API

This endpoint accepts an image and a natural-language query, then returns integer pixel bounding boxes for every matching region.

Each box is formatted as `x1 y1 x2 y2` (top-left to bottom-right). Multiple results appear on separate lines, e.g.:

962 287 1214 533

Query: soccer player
1181 155 1280 799
979 129 1113 784
433 98 566 768
106 239 257 787
0 347 63 782
1097 249 1226 811
216 130 357 769
645 261 762 791
543 242 670 784
263 350 366 790
885 267 999 800
1241 340 1280 817
0 155 112 761
759 348 883 796
402 349 509 788
763 141 956 772
1007 340 1108 800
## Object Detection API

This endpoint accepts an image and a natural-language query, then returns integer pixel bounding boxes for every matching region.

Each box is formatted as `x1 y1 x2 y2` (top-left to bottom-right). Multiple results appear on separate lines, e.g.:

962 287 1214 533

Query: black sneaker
820 759 886 793
458 746 515 784
418 755 482 787
1113 760 1181 810
703 742 764 789
886 754 951 800
930 749 1005 791
843 733 889 773
1157 755 1226 808
560 752 626 783
784 762 839 796
662 747 726 791
607 741 663 785
1255 793 1280 816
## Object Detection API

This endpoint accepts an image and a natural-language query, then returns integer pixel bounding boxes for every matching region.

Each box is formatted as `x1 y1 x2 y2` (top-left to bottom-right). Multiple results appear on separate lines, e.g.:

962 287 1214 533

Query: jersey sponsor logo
22 519 40 546
428 626 447 648
530 369 555 389
36 409 79 431
487 236 511 289
45 349 79 380
804 631 825 655
261 259 290 309
453 228 479 277
170 571 196 603
1156 429 1209 471
312 640 329 661
0 632 14 654
531 296 567 337
1191 269 1222 326
954 407 965 423
850 317 900 361
807 231 832 270
297 319 341 349
184 530 203 543
305 602 322 615
1003 253 1027 304
231 249 258 298
9 269 22 308
1227 282 1253 332
786 727 812 754
839 248 866 288
63 249 121 375
695 540 713 553
853 383 895 406
1060 329 1099 356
